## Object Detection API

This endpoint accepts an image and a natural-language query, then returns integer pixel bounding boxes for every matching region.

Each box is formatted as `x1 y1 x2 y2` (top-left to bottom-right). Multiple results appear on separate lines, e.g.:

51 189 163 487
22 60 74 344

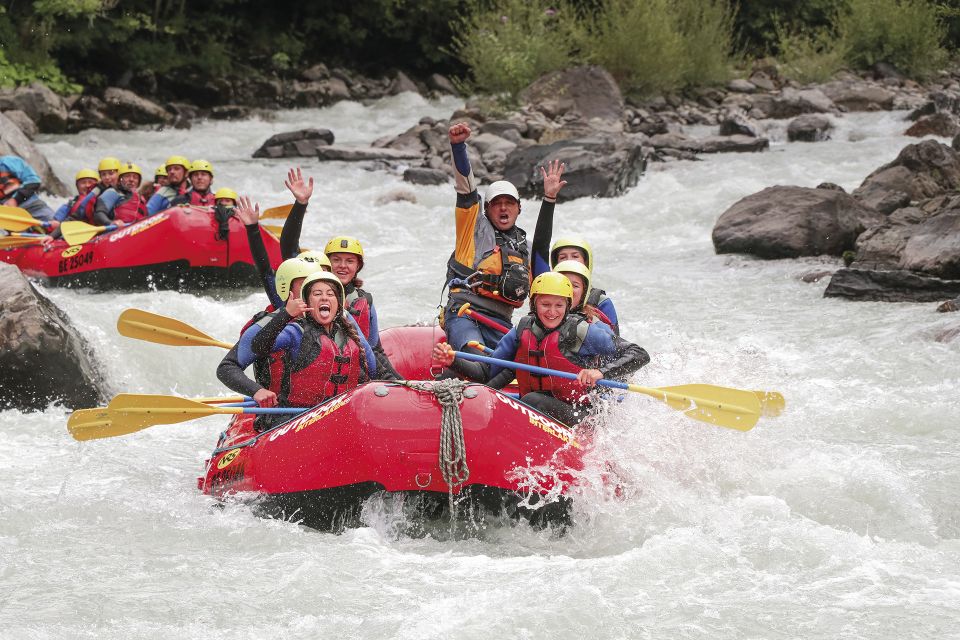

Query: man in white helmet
440 122 567 354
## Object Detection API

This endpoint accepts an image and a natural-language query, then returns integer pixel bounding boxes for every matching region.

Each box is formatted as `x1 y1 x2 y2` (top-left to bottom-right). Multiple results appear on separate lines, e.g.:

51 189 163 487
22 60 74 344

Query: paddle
0 235 45 249
117 308 234 349
457 303 509 335
449 349 763 431
0 204 53 232
260 204 293 220
60 220 117 246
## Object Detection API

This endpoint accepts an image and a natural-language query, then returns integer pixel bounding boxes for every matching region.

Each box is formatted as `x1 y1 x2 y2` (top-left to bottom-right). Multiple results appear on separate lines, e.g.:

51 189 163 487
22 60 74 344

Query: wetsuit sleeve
486 329 520 379
250 309 298 357
53 202 70 222
367 302 380 348
279 201 307 259
357 332 377 378
450 141 483 269
216 344 264 397
13 182 39 205
531 199 556 277
93 190 120 226
597 297 619 334
580 325 649 380
245 222 280 307
146 192 169 215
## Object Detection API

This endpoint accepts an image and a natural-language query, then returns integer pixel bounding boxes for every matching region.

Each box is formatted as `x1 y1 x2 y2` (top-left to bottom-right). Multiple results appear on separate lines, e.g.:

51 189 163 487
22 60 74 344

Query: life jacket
344 287 374 338
112 191 148 223
446 227 531 308
514 314 594 403
281 320 364 407
240 308 283 393
187 188 215 207
67 194 96 222
0 171 21 198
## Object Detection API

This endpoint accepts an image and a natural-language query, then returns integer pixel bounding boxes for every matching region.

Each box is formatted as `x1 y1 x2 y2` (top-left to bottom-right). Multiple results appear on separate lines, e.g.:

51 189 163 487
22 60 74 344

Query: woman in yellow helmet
146 155 190 214
540 235 620 335
433 272 647 425
552 259 616 331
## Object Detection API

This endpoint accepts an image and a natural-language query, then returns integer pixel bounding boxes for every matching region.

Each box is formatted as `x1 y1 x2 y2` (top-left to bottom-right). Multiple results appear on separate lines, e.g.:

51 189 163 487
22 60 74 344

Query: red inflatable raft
0 206 281 289
199 326 586 531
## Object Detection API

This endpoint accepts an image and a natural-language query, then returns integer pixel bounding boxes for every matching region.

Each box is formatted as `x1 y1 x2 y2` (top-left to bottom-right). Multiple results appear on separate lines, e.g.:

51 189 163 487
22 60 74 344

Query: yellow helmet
74 169 99 182
214 187 238 202
154 165 167 178
300 271 346 311
165 155 190 170
189 159 214 176
550 236 594 271
298 249 332 270
553 259 591 301
274 258 322 301
97 157 122 173
324 236 364 262
119 162 142 178
530 271 573 301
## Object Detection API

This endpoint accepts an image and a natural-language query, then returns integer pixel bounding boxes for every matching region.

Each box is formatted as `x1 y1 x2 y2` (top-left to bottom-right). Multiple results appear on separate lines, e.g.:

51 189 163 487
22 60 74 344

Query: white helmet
485 180 520 203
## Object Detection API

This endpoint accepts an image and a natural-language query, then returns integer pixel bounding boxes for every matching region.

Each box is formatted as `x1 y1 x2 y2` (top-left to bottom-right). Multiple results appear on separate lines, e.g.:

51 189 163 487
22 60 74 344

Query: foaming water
1 103 957 638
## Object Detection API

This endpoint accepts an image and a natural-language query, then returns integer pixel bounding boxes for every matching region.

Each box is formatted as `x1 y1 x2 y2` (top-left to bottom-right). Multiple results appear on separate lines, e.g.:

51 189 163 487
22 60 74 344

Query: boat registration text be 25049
57 249 94 273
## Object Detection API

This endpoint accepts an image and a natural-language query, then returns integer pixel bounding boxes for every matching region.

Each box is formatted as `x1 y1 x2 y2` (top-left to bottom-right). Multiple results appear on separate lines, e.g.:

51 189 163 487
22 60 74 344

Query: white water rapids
1 93 957 639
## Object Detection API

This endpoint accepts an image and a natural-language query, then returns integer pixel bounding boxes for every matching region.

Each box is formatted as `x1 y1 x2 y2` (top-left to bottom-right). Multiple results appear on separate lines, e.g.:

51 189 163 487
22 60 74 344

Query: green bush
836 0 947 77
775 22 847 83
674 0 738 87
0 50 82 95
451 0 576 100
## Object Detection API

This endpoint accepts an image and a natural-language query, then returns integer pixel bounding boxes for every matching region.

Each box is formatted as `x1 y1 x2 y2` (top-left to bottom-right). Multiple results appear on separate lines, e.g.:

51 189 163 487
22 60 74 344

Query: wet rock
712 185 883 258
253 128 335 158
820 82 895 111
853 140 960 214
649 132 768 153
316 146 422 162
67 95 118 132
388 71 420 96
718 112 761 138
0 112 68 196
374 187 418 205
209 105 251 120
103 87 172 125
934 324 960 343
403 167 449 186
904 112 960 138
428 74 458 96
750 88 836 119
748 71 777 91
521 66 624 132
787 114 833 142
799 269 835 283
823 268 960 302
2 110 37 139
292 78 351 107
937 296 960 312
501 135 645 201
301 63 330 82
0 263 108 411
726 78 757 94
0 82 69 133
854 202 960 278
817 182 846 192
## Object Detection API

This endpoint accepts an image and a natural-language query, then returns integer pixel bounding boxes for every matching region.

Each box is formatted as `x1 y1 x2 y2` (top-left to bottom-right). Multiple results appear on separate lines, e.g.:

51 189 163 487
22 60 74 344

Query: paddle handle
453 350 622 389
457 303 509 335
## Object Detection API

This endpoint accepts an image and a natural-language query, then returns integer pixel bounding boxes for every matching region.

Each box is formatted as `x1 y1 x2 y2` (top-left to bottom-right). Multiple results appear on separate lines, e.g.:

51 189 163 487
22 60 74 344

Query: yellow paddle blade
260 203 293 220
0 235 44 249
60 220 106 246
0 205 43 232
193 395 248 404
106 393 242 437
638 383 763 431
263 224 284 237
117 308 234 349
753 390 785 417
67 407 113 441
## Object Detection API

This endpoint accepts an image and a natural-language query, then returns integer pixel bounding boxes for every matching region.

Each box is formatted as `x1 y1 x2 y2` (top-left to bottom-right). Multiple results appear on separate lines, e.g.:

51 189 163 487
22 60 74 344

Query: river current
1 93 957 639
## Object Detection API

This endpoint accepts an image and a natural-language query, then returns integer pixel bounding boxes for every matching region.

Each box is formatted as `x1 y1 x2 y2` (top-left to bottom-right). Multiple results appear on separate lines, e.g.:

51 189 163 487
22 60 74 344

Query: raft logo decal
107 211 169 243
60 246 82 258
216 448 242 469
268 395 351 442
496 393 582 449
57 249 94 274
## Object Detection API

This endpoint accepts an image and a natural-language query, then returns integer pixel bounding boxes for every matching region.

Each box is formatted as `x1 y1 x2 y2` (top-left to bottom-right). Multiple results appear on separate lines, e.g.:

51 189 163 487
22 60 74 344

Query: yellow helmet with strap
214 187 238 202
154 165 167 178
298 249 332 270
119 162 142 178
529 271 573 301
189 159 214 176
274 258 322 301
74 169 99 182
553 259 591 298
165 155 190 170
550 236 593 271
300 270 346 311
324 235 364 259
97 157 122 172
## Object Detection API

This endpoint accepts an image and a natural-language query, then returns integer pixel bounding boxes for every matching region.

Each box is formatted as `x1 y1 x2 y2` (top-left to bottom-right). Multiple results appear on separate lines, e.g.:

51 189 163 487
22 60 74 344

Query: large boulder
649 132 769 154
820 81 895 111
853 140 960 214
0 82 68 132
0 263 108 411
501 135 646 201
316 146 421 162
521 66 624 132
712 185 883 258
253 128 335 158
904 112 960 138
750 88 836 120
0 112 68 196
102 87 172 125
787 114 833 142
823 268 960 302
1 109 38 139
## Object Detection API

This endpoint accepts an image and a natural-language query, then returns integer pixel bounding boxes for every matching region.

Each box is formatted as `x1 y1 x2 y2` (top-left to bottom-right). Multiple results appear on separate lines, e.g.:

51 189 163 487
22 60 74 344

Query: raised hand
284 167 314 205
235 195 260 226
285 295 309 318
540 159 567 200
448 122 471 144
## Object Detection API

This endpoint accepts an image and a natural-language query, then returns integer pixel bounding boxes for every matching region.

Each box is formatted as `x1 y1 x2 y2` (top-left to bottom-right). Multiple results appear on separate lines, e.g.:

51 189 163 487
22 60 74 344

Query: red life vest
188 189 215 207
67 194 96 222
514 315 593 403
345 288 374 339
112 191 148 223
282 321 364 407
242 309 285 394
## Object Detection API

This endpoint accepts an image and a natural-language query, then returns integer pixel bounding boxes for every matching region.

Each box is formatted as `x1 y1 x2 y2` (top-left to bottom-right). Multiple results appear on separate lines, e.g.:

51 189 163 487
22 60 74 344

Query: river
0 94 957 639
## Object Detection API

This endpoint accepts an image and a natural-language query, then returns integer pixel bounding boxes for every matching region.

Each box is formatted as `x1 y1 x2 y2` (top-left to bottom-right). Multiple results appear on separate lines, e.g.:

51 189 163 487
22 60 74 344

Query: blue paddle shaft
453 350 627 391
240 407 305 415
